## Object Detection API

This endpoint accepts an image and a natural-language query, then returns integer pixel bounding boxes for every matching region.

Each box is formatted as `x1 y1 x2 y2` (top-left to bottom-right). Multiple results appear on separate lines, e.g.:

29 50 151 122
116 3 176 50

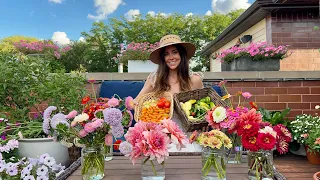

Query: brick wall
271 10 320 71
204 80 320 120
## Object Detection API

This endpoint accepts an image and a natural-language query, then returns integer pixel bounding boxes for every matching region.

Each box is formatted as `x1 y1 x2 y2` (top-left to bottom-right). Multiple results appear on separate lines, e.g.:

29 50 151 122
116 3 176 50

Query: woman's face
163 45 181 70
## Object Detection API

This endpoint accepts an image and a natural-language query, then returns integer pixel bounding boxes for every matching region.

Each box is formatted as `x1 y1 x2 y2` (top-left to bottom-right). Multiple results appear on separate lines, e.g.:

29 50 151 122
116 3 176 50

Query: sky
0 0 255 45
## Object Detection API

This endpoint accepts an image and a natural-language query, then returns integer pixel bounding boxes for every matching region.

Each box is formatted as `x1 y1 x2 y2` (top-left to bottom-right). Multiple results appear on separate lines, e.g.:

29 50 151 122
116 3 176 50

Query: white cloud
49 0 64 4
79 37 85 42
211 0 251 14
124 9 140 21
52 31 70 45
147 11 156 17
159 12 170 17
88 0 124 21
205 10 212 16
185 13 193 17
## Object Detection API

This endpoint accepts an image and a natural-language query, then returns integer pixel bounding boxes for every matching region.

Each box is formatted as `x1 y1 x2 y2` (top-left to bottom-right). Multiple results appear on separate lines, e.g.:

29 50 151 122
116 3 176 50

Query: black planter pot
222 57 280 71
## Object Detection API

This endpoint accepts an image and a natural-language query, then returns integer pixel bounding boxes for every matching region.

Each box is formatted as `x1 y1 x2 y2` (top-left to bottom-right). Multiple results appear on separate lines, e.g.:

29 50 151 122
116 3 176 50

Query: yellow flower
208 137 222 149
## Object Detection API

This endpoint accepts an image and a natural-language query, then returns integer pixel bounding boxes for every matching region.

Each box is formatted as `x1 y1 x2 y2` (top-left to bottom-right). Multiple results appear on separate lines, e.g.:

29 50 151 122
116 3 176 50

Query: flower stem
150 160 158 176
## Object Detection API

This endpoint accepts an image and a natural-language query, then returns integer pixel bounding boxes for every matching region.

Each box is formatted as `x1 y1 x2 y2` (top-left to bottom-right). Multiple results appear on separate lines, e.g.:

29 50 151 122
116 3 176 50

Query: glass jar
141 157 165 180
81 146 105 180
103 144 113 161
247 150 274 180
202 147 226 180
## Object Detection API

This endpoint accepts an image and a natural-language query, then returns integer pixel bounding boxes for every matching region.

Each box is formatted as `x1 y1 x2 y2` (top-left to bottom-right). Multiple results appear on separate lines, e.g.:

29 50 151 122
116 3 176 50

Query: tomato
114 140 122 151
191 112 196 116
164 101 171 108
157 101 165 108
159 97 166 102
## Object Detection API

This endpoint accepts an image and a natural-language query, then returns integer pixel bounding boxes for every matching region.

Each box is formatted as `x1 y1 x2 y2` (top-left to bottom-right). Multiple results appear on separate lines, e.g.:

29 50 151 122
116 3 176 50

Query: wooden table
67 155 267 180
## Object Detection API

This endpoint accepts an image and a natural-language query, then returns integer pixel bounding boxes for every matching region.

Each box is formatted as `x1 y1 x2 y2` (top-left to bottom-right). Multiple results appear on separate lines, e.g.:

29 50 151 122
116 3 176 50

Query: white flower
73 113 89 123
212 107 227 123
37 175 49 180
39 153 50 164
36 165 48 176
44 157 56 167
259 126 277 138
315 105 320 109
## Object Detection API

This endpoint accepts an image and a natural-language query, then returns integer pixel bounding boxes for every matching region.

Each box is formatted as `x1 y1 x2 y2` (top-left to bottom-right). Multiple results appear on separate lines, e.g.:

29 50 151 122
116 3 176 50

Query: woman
135 34 204 152
135 34 203 100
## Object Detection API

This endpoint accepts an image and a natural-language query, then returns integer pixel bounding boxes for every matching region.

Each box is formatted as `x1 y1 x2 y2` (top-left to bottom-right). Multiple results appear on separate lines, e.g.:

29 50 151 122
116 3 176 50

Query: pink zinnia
125 96 135 110
105 134 113 146
108 97 119 107
242 92 252 99
79 129 88 137
65 110 78 119
206 110 221 129
143 130 169 164
161 119 188 150
84 122 96 133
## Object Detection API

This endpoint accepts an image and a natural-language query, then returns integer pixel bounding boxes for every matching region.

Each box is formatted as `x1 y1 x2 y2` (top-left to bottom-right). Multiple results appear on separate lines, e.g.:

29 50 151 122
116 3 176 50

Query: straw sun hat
149 34 196 64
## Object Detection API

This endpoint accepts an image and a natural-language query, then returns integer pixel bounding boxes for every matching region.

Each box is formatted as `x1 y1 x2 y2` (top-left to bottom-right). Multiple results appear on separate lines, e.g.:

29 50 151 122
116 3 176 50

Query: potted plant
216 42 289 71
304 126 320 165
113 42 159 72
289 113 320 164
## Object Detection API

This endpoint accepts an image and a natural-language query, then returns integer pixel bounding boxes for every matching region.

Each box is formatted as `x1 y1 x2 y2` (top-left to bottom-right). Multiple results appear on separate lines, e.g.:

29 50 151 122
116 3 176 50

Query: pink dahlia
143 130 169 164
273 124 292 142
65 110 78 119
125 96 135 110
107 97 119 107
161 119 188 150
276 136 289 154
125 121 146 145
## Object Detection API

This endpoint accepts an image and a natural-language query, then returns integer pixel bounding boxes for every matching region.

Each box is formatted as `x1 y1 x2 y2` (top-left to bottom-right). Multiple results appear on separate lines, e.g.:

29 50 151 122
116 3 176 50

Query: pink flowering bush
119 119 188 168
113 42 160 64
217 42 289 63
13 40 71 59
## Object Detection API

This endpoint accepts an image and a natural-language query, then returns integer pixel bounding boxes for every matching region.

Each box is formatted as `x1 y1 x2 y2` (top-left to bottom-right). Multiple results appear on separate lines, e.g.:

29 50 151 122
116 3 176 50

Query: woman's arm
134 76 154 104
190 74 204 90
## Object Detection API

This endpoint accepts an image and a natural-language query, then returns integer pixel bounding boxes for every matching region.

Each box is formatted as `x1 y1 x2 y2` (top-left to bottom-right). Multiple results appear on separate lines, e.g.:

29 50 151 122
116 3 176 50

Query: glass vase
103 144 113 161
226 135 243 164
81 146 105 180
247 150 274 180
202 147 226 180
141 157 165 180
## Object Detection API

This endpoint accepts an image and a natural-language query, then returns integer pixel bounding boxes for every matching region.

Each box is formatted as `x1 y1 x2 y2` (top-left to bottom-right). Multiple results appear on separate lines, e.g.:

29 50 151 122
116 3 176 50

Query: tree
0 36 39 53
81 22 119 72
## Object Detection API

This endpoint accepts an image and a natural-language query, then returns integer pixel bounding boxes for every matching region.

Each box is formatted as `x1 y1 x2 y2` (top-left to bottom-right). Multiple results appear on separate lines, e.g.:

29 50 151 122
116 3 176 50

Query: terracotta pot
313 171 320 180
306 146 320 165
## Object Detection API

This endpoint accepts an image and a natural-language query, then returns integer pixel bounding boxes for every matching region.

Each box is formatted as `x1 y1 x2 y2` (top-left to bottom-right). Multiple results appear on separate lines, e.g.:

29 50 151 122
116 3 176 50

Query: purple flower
39 153 50 164
6 166 18 176
24 175 36 180
28 157 39 166
36 165 48 176
0 152 2 160
50 113 69 129
36 175 48 180
112 125 124 138
44 157 56 166
43 106 57 134
119 141 132 155
103 108 122 126
51 164 65 173
0 163 5 173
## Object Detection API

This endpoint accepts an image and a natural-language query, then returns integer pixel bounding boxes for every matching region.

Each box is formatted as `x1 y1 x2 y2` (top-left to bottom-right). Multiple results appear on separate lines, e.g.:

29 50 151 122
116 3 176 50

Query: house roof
200 0 319 56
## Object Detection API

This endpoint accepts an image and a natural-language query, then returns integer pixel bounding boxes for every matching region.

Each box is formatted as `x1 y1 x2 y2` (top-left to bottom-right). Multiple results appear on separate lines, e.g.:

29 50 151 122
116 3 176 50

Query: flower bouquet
44 80 135 180
0 153 65 180
205 80 252 164
190 130 232 180
236 108 292 180
119 119 188 180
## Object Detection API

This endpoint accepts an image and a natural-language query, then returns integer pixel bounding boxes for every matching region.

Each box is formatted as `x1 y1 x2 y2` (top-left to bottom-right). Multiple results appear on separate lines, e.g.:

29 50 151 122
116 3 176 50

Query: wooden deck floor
273 154 320 180
67 154 320 180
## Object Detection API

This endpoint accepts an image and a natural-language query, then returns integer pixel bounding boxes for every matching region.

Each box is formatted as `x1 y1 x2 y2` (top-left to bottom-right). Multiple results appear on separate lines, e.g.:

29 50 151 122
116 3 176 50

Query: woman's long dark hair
153 44 191 95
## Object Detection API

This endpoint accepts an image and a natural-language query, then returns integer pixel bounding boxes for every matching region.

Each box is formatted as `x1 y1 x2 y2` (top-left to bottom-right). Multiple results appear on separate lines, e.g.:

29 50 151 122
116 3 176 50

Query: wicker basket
173 87 228 132
134 92 174 122
68 146 82 164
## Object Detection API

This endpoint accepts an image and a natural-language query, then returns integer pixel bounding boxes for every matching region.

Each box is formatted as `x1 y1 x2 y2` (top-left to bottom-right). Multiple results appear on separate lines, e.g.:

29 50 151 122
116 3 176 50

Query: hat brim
149 42 196 64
